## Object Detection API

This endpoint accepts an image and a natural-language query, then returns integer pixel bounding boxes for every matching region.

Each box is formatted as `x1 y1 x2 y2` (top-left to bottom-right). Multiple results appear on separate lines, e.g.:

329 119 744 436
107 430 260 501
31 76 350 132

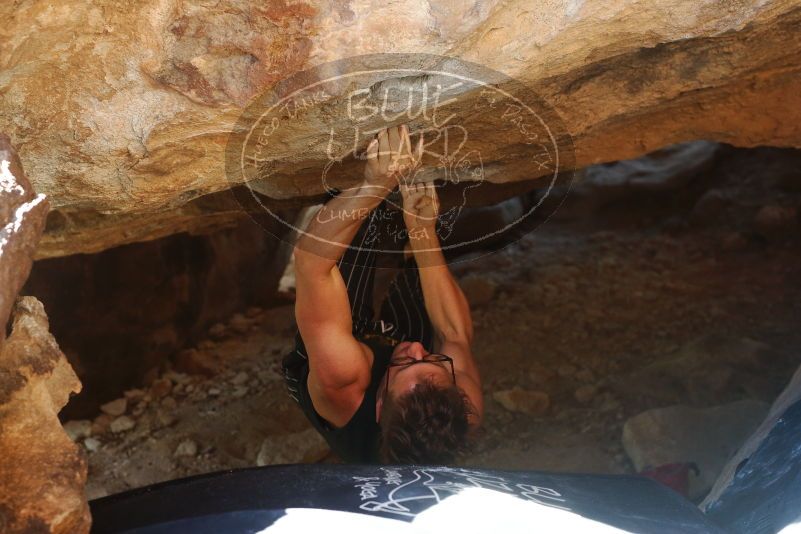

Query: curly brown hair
378 377 474 464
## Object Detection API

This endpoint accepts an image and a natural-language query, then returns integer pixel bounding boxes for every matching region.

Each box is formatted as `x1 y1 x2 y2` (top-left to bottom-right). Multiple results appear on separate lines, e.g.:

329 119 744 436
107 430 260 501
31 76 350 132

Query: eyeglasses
384 353 456 400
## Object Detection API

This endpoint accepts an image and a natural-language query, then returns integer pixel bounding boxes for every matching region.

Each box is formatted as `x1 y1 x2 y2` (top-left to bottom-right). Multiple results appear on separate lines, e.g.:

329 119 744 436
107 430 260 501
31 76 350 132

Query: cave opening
16 141 800 506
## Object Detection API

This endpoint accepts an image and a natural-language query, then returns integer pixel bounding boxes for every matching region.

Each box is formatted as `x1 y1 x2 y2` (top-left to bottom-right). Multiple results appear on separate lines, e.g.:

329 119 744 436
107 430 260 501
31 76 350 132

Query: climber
282 124 483 464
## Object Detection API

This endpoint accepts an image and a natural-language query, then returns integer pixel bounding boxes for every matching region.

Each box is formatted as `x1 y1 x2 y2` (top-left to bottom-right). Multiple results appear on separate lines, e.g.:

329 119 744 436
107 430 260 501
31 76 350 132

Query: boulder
23 210 295 419
550 141 722 220
703 361 801 509
616 335 789 406
0 2 799 257
0 135 90 533
0 298 91 534
622 400 769 500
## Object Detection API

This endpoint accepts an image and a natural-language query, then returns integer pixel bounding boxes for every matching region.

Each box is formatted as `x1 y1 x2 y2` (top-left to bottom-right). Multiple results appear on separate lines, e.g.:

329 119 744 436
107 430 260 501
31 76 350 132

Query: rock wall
0 135 90 533
1 0 800 257
0 298 90 534
23 210 296 419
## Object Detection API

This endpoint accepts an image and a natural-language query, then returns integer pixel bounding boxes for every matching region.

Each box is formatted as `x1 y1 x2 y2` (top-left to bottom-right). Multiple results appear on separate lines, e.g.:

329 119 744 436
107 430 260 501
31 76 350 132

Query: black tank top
295 334 396 463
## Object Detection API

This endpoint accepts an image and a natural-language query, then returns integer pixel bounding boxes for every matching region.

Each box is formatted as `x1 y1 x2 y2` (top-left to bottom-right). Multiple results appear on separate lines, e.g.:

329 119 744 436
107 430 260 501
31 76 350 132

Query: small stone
721 232 748 251
245 306 264 318
175 348 220 377
232 386 249 398
691 190 729 226
63 420 92 442
124 388 146 404
754 205 798 241
258 370 275 383
574 385 598 404
150 378 172 398
156 410 177 428
142 366 160 386
231 372 249 385
208 322 229 340
596 392 621 412
91 414 113 435
83 437 101 453
110 415 136 433
527 363 556 388
164 371 190 384
161 396 177 410
576 369 595 383
493 388 550 416
228 313 251 334
197 340 216 350
174 439 198 457
132 402 147 417
100 397 127 417
557 363 577 378
208 388 221 397
587 355 604 371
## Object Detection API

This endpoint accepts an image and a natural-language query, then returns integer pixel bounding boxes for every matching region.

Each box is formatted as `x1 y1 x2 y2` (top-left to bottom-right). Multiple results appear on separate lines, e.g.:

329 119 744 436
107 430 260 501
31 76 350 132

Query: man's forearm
294 180 394 275
409 226 474 345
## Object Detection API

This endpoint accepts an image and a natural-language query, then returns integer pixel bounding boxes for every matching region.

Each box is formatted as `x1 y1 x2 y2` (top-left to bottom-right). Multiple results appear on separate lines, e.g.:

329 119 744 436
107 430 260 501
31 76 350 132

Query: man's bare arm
294 125 421 391
400 182 483 423
400 182 473 347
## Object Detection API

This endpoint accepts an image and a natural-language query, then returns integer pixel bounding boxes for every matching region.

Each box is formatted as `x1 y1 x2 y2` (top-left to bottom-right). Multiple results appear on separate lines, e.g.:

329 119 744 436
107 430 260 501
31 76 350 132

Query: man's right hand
400 181 440 233
363 124 423 188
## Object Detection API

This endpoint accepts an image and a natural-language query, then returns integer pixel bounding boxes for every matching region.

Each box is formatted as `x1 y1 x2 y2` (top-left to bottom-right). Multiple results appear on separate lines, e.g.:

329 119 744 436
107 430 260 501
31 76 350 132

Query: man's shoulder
307 340 376 428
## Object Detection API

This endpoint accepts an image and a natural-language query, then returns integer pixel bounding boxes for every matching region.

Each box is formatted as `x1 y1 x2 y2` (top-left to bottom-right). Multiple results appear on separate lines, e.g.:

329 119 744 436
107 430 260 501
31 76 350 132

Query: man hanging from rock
282 124 484 464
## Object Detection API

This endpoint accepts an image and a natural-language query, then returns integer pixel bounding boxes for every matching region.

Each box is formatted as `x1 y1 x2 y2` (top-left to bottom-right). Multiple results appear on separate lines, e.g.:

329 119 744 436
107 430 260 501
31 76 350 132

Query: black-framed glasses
384 353 456 399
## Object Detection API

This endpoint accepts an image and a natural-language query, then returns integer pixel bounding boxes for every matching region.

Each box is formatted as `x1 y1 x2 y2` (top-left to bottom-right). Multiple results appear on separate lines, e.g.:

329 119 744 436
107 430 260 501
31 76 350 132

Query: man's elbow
293 245 329 277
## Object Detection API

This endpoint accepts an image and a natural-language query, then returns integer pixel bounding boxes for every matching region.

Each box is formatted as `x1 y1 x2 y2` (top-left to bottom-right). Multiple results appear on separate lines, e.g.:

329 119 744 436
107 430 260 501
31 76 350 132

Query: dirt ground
81 221 801 499
79 147 801 501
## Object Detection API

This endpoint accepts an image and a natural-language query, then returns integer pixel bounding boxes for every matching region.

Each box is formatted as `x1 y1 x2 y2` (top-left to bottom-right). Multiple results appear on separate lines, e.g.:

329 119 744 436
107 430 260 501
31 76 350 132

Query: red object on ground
640 462 699 497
